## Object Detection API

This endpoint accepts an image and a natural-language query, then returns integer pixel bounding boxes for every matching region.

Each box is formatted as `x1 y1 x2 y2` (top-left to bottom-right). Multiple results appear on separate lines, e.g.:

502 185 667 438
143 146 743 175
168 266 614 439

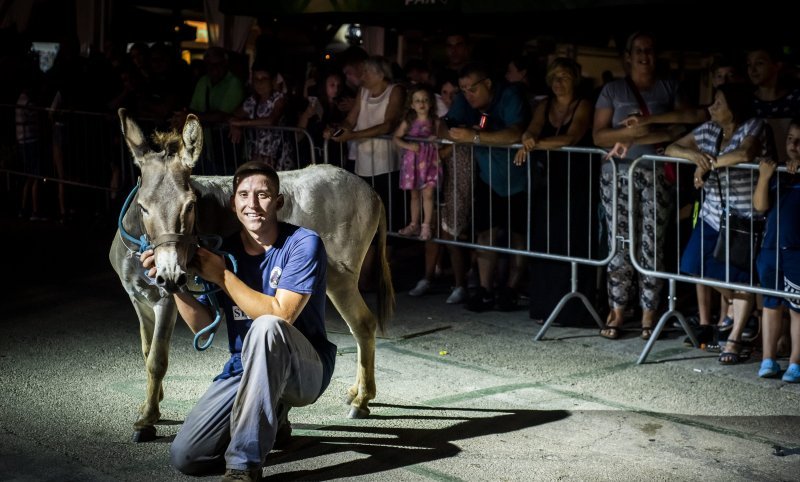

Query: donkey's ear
118 108 149 165
180 114 203 168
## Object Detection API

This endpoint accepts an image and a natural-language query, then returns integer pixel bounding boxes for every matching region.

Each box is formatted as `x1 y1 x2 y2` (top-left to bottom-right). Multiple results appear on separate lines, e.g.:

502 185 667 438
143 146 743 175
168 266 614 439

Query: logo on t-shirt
231 305 248 321
269 266 282 289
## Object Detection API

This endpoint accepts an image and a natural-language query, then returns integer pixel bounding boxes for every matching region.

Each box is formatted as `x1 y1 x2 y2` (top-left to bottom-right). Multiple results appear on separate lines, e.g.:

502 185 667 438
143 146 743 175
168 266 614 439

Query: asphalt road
1 216 799 481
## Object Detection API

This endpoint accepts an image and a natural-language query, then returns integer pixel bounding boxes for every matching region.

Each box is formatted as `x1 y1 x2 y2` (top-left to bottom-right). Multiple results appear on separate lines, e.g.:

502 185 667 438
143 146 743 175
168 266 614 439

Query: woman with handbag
666 83 772 365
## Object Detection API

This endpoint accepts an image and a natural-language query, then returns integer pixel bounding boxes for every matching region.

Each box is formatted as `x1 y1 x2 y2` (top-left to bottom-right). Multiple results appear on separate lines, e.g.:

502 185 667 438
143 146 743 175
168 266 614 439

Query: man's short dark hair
458 62 490 82
233 161 280 193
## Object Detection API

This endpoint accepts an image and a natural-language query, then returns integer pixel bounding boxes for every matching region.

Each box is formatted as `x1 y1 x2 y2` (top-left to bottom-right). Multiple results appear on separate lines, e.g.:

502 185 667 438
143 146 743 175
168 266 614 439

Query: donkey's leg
327 269 377 419
131 297 177 442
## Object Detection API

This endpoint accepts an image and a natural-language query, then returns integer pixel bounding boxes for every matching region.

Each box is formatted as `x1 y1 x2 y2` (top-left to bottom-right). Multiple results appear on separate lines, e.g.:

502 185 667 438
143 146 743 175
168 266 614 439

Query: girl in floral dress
393 85 441 240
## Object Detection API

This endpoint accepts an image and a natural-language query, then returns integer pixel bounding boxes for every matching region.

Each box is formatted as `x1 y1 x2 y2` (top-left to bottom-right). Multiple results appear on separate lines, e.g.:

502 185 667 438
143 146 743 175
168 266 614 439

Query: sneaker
446 286 468 304
408 279 431 297
466 287 494 312
496 287 518 312
221 468 261 482
782 363 800 383
758 358 781 378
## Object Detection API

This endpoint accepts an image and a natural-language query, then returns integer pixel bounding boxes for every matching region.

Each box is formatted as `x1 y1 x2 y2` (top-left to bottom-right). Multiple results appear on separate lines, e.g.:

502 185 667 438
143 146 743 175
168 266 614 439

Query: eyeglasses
459 77 488 94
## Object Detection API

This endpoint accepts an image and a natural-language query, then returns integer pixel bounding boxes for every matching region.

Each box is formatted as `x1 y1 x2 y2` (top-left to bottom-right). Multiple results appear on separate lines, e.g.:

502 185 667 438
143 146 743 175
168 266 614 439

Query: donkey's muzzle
156 272 188 293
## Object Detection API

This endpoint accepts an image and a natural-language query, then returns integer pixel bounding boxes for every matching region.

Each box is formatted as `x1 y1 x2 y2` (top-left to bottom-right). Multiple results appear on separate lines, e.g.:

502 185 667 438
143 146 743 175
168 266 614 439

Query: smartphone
332 128 345 137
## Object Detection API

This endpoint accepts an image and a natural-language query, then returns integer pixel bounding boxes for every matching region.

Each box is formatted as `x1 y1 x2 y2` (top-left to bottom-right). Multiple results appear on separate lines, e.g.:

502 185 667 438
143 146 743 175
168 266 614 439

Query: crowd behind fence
5 110 800 366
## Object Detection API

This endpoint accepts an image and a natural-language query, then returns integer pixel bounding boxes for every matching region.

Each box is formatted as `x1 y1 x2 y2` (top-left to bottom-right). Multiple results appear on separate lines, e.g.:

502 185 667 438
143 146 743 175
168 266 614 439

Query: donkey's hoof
132 426 157 443
347 406 370 419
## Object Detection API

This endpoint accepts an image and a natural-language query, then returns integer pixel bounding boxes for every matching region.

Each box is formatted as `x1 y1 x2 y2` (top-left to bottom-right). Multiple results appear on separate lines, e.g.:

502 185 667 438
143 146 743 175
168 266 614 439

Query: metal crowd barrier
2 104 318 220
324 135 615 334
1 104 128 220
191 123 317 176
628 155 793 364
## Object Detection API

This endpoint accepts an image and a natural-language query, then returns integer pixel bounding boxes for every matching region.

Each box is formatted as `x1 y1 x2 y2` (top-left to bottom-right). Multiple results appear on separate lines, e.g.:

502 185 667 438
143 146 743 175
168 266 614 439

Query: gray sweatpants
170 315 324 474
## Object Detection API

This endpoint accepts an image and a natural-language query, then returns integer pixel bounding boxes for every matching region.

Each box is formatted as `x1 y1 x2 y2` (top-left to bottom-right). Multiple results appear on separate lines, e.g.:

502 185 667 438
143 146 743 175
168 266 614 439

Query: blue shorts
757 248 784 309
680 219 753 284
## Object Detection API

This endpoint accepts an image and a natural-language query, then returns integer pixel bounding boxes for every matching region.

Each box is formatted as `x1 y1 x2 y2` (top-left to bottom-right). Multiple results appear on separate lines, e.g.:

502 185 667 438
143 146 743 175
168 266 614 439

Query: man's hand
140 249 157 278
192 247 226 285
448 127 475 143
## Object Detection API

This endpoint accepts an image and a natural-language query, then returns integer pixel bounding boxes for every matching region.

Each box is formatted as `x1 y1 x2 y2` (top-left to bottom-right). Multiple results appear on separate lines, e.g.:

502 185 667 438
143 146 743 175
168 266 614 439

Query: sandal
717 316 734 332
600 323 622 340
398 223 420 237
718 339 751 365
419 223 432 241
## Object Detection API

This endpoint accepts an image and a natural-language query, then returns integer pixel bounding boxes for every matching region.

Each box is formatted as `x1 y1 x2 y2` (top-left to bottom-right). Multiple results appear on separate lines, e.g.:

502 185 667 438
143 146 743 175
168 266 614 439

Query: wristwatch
472 130 481 144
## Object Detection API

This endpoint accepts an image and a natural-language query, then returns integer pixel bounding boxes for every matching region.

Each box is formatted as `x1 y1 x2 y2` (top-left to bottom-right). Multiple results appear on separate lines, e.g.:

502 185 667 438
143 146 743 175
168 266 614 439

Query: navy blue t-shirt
202 223 336 397
446 82 530 196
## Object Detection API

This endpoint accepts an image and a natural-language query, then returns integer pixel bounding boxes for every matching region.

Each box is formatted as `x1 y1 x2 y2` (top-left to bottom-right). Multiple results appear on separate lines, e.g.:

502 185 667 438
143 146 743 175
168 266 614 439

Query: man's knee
251 315 285 336
250 315 291 349
170 440 201 475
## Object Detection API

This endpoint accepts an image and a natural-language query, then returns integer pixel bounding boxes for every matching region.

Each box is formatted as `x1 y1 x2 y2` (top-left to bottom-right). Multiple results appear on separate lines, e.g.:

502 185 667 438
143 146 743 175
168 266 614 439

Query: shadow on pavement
266 404 570 480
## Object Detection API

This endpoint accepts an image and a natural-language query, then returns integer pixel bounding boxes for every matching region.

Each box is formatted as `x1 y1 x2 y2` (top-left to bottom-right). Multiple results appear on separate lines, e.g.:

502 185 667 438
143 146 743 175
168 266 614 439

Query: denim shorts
680 218 754 284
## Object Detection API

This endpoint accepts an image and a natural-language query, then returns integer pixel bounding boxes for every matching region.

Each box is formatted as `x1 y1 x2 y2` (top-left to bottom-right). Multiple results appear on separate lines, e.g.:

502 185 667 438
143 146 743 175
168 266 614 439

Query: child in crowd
394 84 441 241
754 118 800 382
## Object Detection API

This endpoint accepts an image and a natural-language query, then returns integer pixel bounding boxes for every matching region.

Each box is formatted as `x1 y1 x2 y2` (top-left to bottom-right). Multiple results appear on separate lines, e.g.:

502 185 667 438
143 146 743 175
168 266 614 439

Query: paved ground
1 216 799 481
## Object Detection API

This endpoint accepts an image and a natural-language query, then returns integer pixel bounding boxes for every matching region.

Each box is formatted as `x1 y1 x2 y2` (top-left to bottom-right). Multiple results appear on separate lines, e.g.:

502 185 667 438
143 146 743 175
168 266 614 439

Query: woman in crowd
666 83 771 364
513 57 595 325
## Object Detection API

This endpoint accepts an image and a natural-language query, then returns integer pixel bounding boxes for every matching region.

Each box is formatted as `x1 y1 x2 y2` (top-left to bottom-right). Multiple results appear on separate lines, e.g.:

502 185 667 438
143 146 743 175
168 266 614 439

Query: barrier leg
636 279 696 364
534 262 603 341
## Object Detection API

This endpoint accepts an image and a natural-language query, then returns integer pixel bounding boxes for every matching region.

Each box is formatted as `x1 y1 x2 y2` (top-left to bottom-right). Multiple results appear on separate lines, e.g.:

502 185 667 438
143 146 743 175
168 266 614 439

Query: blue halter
117 180 238 351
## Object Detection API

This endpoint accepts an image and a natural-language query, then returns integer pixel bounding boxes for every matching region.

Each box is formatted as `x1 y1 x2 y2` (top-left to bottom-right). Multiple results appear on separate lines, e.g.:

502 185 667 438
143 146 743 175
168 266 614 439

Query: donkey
109 109 394 442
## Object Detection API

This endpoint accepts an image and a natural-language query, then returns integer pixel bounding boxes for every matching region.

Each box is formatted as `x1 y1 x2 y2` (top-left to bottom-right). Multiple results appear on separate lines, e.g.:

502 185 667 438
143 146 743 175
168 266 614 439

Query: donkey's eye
138 204 149 216
186 202 195 213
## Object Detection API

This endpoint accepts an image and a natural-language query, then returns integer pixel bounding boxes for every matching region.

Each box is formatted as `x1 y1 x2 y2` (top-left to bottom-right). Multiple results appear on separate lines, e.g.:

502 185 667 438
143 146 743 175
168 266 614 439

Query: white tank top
354 84 398 176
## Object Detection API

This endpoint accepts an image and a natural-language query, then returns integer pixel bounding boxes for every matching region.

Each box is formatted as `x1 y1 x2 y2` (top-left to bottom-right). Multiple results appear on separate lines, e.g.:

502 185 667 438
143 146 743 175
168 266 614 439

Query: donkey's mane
152 131 183 154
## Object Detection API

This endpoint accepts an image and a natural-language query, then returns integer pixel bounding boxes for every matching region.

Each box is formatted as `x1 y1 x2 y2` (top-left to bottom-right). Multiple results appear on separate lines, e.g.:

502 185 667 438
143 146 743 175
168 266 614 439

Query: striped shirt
696 118 768 231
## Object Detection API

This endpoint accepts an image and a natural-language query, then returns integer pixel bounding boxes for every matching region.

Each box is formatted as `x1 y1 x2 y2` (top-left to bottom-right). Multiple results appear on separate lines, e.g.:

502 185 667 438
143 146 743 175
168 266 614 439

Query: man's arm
193 247 311 324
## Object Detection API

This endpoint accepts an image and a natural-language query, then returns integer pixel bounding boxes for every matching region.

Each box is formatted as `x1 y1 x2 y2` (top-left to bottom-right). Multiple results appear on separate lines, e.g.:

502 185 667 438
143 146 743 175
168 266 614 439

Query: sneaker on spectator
446 286 468 304
466 287 494 312
409 279 431 297
782 363 800 383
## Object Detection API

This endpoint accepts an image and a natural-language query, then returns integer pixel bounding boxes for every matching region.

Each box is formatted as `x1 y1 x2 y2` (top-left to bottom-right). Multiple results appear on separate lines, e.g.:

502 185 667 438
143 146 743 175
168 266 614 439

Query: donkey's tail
376 199 395 335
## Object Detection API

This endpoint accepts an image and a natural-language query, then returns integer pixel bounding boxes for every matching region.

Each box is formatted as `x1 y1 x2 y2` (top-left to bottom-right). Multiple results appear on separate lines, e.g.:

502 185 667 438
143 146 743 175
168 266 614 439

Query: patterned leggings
601 165 672 311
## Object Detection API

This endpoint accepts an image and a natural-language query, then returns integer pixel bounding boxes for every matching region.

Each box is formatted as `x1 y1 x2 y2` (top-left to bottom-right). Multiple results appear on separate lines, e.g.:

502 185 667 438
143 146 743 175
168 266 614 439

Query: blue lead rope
117 181 238 352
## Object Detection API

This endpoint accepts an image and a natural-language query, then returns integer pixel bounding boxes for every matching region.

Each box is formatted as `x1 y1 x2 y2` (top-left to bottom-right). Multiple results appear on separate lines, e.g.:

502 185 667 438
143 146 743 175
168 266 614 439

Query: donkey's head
119 109 203 293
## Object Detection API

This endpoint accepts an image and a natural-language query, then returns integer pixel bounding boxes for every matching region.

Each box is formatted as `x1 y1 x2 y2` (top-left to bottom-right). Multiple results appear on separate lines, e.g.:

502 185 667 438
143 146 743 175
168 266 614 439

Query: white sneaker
446 286 468 304
409 279 431 297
